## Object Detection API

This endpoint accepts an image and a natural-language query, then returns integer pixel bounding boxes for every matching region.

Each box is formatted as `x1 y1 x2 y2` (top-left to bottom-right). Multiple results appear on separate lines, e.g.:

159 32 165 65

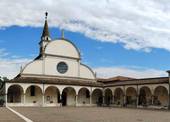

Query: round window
57 62 68 74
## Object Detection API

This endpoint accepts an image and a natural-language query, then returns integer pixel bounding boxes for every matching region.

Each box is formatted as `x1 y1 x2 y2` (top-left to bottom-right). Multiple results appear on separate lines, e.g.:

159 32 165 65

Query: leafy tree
0 77 8 89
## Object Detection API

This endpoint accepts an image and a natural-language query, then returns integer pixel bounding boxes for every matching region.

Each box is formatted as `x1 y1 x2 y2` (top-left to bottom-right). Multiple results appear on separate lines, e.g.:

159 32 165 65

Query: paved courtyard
1 107 170 122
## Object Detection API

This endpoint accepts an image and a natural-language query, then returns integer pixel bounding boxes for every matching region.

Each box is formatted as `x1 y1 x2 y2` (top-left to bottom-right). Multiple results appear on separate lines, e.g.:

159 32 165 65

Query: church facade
5 13 170 109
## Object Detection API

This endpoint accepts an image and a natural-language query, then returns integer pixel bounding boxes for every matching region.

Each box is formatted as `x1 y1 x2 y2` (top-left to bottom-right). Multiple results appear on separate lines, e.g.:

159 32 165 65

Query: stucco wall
45 40 80 59
80 64 95 79
44 56 79 77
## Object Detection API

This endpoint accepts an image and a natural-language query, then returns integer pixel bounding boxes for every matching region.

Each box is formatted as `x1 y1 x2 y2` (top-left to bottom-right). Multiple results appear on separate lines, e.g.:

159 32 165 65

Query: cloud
1 0 170 51
0 49 31 79
94 66 167 78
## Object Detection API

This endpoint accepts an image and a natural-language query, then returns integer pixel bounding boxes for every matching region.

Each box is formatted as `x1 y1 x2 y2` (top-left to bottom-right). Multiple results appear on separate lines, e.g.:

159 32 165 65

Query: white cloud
94 66 167 78
0 49 31 79
1 0 170 51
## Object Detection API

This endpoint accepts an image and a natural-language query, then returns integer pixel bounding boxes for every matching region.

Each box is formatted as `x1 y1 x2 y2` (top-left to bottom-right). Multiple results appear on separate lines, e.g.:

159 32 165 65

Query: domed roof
44 39 80 59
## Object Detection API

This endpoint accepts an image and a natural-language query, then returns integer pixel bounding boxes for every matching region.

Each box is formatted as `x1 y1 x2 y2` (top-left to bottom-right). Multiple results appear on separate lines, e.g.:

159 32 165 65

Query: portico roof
7 76 103 87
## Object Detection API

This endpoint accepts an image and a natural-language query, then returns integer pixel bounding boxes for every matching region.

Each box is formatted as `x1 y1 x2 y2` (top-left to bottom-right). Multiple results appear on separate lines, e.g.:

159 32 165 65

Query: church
5 13 170 109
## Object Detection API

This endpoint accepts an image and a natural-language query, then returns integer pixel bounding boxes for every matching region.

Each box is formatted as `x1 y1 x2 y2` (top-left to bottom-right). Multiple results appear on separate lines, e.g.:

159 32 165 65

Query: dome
44 39 80 59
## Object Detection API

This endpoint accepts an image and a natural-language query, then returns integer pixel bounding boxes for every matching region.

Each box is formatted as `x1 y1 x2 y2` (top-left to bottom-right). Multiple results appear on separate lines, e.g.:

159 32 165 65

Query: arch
25 85 43 105
61 87 76 106
7 85 24 103
153 86 168 107
44 86 60 105
139 86 152 106
126 87 137 106
77 88 90 105
114 88 124 105
104 88 113 106
91 89 103 106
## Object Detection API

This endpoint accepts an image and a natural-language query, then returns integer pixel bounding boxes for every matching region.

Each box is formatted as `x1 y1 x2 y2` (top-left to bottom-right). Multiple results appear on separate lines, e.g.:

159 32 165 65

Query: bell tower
39 12 51 57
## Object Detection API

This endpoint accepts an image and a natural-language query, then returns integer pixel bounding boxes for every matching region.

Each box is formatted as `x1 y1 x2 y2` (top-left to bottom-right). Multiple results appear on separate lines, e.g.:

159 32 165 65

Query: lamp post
166 70 170 110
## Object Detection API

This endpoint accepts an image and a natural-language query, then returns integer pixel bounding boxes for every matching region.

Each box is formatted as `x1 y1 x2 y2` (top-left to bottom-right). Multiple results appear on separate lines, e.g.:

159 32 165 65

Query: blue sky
0 26 169 78
0 0 170 78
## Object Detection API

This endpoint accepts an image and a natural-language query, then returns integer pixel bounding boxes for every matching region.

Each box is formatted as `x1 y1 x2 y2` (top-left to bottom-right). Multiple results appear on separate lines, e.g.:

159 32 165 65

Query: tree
0 76 9 90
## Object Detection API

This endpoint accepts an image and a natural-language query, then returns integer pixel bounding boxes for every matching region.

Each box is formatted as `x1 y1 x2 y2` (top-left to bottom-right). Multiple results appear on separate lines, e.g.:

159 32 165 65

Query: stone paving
0 107 24 122
9 107 170 122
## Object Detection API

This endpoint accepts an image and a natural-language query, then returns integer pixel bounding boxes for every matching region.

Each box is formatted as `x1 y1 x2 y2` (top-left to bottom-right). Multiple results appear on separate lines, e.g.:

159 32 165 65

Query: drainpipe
166 70 170 110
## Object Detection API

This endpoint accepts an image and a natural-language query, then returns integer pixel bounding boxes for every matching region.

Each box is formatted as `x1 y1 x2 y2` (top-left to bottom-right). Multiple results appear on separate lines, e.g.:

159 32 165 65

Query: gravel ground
10 107 170 122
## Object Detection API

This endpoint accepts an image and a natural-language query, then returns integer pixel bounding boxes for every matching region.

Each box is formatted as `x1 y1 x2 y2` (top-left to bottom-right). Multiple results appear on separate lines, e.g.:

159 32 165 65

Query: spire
41 12 51 41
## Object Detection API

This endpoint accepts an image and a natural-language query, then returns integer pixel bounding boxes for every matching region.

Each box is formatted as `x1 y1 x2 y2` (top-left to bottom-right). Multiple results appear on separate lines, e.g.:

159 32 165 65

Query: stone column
90 94 92 105
123 86 126 107
102 91 105 106
112 95 114 104
167 70 170 110
151 95 154 105
5 93 7 107
23 93 26 105
75 95 78 107
42 94 45 107
60 94 62 107
136 85 139 108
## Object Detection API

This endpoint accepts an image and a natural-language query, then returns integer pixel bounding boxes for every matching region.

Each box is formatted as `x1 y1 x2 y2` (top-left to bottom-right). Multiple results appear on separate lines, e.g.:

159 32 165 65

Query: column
112 95 114 105
136 85 139 108
90 94 92 105
151 95 154 106
5 93 7 107
123 86 126 107
102 91 105 106
60 94 62 107
42 94 44 107
167 70 170 110
23 93 26 105
75 95 78 107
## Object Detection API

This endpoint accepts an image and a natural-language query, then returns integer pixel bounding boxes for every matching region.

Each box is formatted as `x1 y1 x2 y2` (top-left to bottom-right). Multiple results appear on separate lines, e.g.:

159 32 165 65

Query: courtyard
1 107 170 122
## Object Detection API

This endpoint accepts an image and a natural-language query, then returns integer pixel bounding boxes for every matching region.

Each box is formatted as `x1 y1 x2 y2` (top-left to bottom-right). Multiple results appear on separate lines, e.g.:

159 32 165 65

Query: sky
0 0 170 79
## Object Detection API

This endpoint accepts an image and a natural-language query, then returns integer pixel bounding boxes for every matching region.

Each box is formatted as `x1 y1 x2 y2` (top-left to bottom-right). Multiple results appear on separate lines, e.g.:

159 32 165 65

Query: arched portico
7 85 24 103
104 88 113 106
25 85 43 106
126 87 137 106
139 86 152 106
44 86 60 106
114 88 124 105
91 89 103 106
153 86 168 107
77 88 90 105
62 87 76 106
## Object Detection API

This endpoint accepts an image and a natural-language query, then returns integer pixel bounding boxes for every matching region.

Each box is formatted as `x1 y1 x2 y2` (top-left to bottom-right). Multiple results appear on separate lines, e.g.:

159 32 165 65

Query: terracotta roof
97 76 135 83
103 77 169 87
8 76 103 87
8 75 169 88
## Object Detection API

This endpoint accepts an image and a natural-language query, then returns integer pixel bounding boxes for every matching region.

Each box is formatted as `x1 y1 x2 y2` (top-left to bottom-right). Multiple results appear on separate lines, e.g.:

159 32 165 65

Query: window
86 90 90 98
57 62 68 74
30 86 35 96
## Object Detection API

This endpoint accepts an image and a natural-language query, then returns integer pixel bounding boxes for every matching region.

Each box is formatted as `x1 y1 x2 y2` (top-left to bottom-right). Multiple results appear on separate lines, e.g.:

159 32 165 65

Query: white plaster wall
44 57 79 77
80 64 95 79
78 89 90 105
22 60 43 74
45 40 79 59
44 87 59 104
25 86 43 106
66 88 76 106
